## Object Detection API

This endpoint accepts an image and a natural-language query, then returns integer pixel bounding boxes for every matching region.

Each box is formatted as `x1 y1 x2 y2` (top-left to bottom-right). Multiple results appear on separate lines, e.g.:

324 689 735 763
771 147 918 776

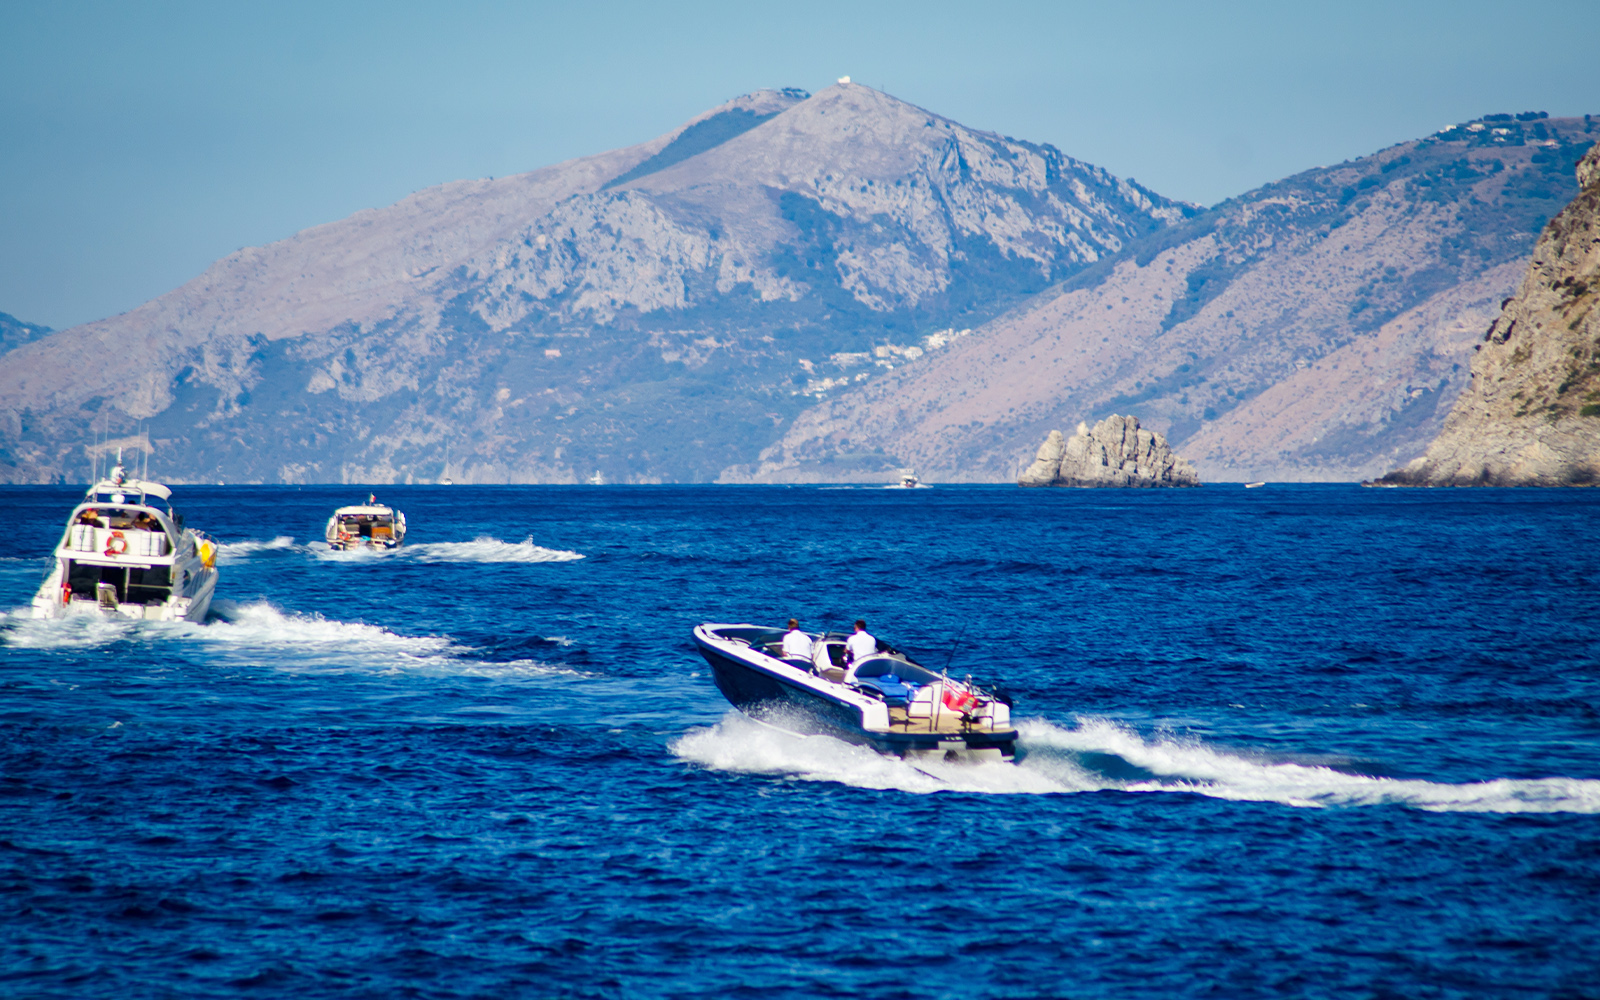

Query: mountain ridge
0 84 1191 484
736 112 1599 483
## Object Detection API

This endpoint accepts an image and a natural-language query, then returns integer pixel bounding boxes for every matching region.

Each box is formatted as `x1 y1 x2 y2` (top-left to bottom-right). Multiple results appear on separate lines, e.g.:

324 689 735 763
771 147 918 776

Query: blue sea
2 483 1598 999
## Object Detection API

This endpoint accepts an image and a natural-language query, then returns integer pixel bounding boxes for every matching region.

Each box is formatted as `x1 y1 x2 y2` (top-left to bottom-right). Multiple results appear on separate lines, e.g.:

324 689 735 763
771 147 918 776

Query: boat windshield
69 505 170 532
850 656 941 686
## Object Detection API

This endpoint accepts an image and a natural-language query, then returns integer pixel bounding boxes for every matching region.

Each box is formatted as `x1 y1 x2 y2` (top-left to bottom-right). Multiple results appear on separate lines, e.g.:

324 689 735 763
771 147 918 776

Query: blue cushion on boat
858 674 913 704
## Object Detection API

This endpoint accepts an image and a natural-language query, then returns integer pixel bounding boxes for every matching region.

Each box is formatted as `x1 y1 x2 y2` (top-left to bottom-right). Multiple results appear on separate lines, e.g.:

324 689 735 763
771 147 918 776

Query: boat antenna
942 622 969 672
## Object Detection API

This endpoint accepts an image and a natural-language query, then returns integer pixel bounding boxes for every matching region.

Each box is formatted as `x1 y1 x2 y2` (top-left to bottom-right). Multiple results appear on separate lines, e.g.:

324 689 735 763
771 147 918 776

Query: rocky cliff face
1018 415 1198 487
0 84 1190 484
740 114 1599 483
1380 144 1600 486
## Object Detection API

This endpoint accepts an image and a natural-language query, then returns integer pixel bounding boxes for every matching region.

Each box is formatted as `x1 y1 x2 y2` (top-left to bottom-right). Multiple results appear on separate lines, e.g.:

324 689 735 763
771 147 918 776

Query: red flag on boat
941 683 977 713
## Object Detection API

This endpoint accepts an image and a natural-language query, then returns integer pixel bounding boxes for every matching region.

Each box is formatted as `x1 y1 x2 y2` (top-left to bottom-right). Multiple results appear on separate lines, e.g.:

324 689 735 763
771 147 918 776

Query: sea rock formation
1018 415 1199 487
1380 143 1600 486
737 113 1600 483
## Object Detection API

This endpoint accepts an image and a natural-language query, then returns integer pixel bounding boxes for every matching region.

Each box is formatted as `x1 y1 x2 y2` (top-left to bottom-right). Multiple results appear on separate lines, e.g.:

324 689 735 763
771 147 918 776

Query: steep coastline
1382 144 1600 486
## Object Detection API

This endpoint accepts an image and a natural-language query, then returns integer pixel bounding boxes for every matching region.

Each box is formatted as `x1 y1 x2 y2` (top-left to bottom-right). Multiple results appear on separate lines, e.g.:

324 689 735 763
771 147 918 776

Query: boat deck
885 707 1006 734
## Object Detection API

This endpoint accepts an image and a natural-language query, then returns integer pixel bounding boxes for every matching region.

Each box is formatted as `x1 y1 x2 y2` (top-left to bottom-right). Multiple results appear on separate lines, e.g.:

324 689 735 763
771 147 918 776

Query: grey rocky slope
740 113 1599 483
1018 414 1197 487
0 84 1189 484
1381 143 1600 485
0 312 50 358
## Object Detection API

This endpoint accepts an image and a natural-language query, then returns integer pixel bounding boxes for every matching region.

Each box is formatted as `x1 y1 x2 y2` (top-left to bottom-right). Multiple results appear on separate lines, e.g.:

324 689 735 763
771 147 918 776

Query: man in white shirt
781 619 812 659
845 619 877 664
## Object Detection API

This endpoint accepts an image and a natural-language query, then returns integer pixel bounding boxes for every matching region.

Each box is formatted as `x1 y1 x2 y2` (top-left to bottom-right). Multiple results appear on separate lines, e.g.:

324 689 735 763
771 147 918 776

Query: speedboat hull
693 624 1017 760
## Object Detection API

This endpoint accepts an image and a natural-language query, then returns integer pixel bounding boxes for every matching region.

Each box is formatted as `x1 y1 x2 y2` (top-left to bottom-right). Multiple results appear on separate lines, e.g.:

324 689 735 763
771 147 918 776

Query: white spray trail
673 713 1600 814
2 599 578 678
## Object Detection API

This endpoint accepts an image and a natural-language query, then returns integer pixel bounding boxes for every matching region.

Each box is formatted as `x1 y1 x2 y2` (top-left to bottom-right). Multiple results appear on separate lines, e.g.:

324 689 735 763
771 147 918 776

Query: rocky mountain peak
0 85 1189 484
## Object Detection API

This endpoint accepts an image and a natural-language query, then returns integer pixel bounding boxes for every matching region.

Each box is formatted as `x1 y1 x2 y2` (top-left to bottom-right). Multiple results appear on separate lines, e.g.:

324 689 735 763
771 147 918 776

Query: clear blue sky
3 0 1596 330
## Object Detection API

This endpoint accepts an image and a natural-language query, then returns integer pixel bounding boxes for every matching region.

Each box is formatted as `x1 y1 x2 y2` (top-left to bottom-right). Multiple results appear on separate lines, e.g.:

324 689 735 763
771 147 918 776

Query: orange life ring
104 530 128 556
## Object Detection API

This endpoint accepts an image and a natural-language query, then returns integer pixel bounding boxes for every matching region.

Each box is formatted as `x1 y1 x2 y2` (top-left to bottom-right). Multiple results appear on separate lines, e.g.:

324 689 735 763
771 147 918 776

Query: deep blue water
2 483 1599 999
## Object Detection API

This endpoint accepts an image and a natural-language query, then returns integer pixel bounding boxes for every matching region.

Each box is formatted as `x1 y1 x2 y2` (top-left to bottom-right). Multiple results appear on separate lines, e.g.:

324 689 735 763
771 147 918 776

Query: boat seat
854 675 913 706
818 666 846 683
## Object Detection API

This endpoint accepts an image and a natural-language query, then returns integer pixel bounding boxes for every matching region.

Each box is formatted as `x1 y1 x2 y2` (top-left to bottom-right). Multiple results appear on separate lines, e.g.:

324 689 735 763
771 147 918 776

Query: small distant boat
31 452 219 621
1244 481 1266 488
588 470 604 486
325 495 407 551
896 468 927 488
439 476 454 486
692 623 1018 761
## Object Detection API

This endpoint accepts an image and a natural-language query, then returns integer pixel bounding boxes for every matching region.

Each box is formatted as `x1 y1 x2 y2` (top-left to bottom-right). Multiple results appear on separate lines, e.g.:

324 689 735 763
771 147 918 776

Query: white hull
32 564 218 622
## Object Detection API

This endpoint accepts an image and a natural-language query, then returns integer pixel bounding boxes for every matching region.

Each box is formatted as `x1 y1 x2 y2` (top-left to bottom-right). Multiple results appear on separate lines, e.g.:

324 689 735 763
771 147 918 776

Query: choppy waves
673 713 1600 814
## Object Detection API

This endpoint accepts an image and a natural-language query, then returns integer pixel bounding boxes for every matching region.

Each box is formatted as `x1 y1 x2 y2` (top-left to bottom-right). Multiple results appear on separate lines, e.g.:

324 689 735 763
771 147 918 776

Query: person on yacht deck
845 620 877 664
781 619 812 659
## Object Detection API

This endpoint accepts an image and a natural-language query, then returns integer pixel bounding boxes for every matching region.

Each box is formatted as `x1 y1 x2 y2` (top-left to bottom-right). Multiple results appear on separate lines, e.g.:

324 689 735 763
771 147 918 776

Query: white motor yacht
324 495 407 551
31 456 219 621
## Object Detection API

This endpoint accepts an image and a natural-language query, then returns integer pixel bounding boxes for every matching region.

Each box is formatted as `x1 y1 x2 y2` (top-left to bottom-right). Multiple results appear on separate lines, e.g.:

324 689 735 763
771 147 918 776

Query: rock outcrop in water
1018 414 1199 487
1380 143 1600 486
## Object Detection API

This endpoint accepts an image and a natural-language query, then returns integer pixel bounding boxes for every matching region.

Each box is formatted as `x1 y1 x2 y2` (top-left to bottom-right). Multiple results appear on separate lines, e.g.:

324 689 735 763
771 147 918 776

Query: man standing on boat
782 619 812 658
846 620 877 664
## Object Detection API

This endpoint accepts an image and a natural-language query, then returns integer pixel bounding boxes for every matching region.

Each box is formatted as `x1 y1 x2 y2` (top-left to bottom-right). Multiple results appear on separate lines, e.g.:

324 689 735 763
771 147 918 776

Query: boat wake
673 713 1600 813
310 536 584 564
216 535 303 562
1 599 580 678
400 537 585 564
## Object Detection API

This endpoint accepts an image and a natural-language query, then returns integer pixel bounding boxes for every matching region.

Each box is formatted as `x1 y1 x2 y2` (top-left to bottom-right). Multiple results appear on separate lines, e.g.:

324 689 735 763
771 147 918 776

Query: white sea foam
193 600 579 676
673 712 1600 813
2 609 142 649
1 598 576 678
312 536 583 564
216 536 302 563
1025 717 1600 814
671 713 1087 795
402 537 584 564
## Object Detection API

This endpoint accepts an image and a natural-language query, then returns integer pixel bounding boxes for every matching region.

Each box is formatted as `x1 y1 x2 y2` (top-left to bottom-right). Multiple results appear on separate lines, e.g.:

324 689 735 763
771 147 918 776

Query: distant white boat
895 468 928 488
439 477 454 486
1245 481 1267 488
325 495 407 551
589 470 604 486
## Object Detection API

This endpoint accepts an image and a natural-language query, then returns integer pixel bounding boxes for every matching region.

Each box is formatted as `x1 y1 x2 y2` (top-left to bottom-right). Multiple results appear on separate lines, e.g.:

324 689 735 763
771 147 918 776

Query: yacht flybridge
31 455 219 621
692 623 1018 761
325 496 407 551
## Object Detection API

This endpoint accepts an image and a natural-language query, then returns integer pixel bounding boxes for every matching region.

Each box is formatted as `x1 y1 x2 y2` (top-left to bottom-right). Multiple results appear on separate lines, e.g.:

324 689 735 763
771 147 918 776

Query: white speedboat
324 495 407 551
692 623 1018 761
897 468 924 488
31 456 219 621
